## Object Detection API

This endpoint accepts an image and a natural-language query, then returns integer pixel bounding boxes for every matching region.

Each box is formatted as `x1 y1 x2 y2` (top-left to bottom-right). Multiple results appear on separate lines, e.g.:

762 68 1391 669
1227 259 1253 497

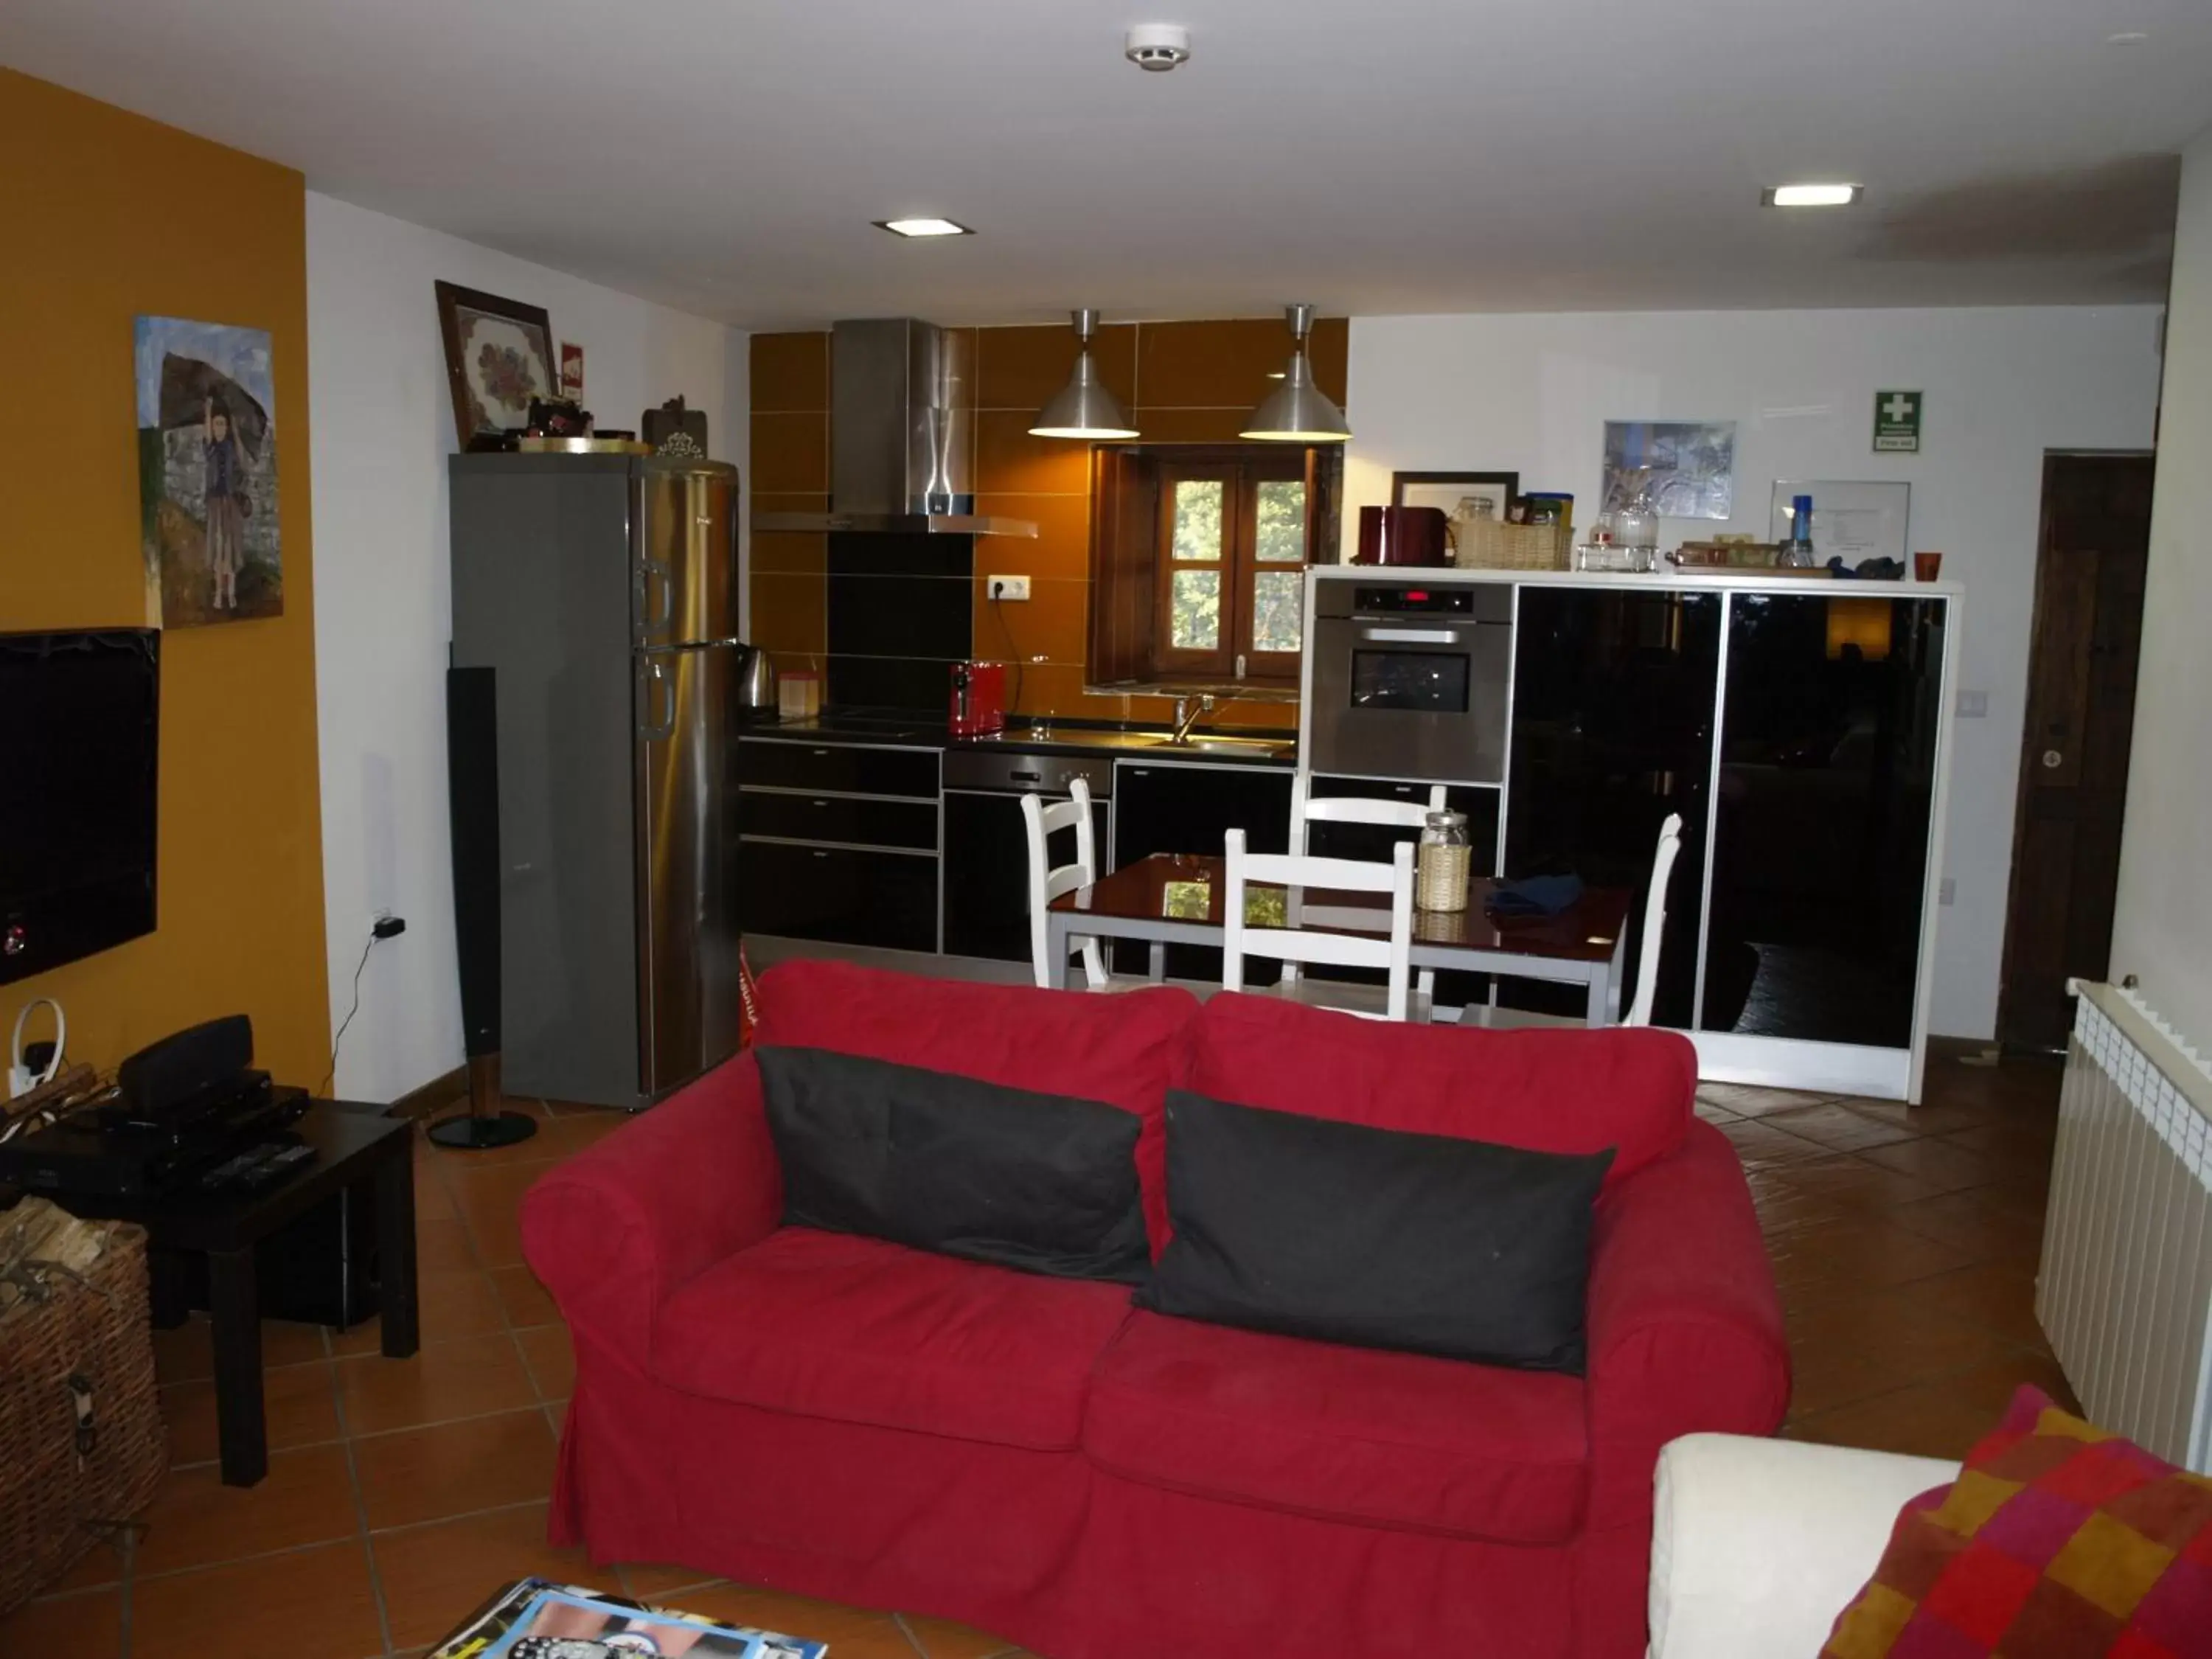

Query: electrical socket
987 575 1030 602
1956 690 1989 718
1938 877 1956 906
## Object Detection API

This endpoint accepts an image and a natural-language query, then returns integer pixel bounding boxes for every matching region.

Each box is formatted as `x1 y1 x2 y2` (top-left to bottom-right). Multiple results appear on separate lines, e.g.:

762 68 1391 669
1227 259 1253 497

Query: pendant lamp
1239 305 1349 442
1029 310 1138 439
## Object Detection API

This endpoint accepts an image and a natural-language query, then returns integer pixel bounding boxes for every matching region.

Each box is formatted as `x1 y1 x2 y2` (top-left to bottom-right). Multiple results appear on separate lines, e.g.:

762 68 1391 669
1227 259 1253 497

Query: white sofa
1649 1434 1960 1658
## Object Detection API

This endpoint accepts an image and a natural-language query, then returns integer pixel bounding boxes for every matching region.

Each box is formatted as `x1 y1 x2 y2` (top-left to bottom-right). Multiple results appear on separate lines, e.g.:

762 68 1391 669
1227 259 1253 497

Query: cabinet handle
812 850 829 859
811 748 831 757
812 799 829 807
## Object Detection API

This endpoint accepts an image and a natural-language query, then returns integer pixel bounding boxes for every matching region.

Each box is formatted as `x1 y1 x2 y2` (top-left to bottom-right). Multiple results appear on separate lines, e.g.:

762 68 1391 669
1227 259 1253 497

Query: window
1090 445 1336 690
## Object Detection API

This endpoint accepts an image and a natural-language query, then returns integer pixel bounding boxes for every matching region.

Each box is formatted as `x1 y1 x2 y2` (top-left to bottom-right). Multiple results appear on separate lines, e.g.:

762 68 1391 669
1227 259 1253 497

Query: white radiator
2038 981 2212 1472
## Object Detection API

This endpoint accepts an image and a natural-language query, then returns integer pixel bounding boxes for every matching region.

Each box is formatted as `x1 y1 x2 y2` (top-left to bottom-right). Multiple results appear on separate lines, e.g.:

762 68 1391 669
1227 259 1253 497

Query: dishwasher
940 750 1116 965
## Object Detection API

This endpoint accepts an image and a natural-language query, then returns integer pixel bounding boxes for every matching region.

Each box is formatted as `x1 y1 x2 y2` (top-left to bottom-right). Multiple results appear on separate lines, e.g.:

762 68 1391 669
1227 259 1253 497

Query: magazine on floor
429 1578 828 1659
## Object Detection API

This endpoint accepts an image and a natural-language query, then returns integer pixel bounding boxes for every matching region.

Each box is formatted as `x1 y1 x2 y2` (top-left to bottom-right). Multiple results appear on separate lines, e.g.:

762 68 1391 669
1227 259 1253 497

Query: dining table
1046 852 1635 1023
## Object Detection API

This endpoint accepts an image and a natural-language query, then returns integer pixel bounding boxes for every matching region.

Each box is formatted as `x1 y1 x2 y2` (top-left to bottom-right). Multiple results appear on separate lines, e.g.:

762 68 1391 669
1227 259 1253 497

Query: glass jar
1614 485 1660 553
1416 810 1472 912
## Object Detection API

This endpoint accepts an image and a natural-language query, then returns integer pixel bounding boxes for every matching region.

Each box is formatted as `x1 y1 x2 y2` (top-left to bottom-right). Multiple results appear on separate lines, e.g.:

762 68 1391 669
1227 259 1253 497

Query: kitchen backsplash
749 317 1345 728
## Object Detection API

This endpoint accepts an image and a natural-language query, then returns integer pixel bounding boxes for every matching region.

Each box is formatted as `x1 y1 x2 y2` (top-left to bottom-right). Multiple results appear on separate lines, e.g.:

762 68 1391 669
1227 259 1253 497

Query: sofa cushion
755 959 1198 1251
1137 1089 1612 1371
653 1226 1134 1451
1820 1385 2212 1659
1083 1310 1590 1543
1191 990 1694 1190
757 1046 1150 1284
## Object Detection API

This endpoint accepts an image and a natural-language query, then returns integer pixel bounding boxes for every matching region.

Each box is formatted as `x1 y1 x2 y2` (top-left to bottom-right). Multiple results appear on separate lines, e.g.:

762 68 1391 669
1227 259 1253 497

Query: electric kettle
736 644 778 713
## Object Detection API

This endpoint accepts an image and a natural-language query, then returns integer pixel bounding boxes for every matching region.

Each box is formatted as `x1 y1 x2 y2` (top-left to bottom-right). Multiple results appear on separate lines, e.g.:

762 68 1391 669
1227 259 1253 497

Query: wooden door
1997 453 2155 1051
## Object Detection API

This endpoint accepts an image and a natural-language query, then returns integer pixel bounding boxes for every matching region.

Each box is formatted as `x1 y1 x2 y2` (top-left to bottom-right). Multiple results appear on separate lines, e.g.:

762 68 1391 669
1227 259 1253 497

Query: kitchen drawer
736 738 940 799
738 789 939 850
739 839 939 953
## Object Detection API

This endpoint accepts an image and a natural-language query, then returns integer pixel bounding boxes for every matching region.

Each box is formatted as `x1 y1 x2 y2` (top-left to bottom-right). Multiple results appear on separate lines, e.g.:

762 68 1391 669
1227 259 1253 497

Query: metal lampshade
1240 304 1350 442
1029 310 1138 439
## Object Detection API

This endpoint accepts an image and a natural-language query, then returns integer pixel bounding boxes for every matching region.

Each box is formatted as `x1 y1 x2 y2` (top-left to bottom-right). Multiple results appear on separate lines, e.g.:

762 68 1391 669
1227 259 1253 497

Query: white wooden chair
1222 827 1420 1021
1284 774 1447 1003
1624 812 1686 1026
1023 778 1107 990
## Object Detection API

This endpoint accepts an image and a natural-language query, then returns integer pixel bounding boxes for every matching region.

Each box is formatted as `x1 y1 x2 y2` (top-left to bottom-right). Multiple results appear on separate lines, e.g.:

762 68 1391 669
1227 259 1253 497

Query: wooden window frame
1088 443 1334 693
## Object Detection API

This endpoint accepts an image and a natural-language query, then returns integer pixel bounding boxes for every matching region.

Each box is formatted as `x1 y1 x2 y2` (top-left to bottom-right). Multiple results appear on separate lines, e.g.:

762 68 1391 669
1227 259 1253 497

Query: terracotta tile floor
3 1054 2070 1657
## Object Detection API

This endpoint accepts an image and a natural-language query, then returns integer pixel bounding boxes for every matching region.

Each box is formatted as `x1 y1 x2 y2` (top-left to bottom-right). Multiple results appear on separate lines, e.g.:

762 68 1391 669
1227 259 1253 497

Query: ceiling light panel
874 218 974 238
1763 184 1862 209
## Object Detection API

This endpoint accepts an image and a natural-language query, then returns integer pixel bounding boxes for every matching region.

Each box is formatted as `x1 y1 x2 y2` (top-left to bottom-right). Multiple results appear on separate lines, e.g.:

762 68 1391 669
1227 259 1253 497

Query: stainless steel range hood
753 319 1037 538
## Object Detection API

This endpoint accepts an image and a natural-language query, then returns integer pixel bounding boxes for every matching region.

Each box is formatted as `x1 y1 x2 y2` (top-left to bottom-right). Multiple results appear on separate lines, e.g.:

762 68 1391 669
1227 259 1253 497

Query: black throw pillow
755 1046 1150 1284
1136 1089 1615 1371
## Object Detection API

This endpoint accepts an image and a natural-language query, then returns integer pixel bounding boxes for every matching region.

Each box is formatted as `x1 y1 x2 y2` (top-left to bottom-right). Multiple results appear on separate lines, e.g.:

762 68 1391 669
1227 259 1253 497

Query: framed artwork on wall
1390 470 1520 524
434 281 554 451
134 314 282 627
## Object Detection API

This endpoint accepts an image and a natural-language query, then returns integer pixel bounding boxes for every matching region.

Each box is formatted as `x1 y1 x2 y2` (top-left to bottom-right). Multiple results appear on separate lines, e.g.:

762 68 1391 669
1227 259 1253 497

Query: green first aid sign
1874 390 1922 453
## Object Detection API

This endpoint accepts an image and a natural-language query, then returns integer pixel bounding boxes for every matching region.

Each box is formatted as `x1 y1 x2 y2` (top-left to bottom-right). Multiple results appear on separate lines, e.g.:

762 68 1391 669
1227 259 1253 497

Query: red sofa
521 961 1789 1659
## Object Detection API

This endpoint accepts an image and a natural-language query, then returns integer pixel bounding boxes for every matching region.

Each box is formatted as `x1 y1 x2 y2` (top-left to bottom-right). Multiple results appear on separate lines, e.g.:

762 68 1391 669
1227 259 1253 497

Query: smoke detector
1125 24 1191 72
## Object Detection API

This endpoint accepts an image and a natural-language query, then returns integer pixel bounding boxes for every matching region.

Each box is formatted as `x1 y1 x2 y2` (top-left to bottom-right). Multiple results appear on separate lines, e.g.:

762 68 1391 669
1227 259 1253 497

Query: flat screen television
1 629 160 984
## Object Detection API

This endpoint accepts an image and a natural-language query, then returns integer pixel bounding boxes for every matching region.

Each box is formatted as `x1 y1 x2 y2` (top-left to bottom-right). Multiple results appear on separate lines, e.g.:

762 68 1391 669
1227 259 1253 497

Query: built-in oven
1308 580 1514 783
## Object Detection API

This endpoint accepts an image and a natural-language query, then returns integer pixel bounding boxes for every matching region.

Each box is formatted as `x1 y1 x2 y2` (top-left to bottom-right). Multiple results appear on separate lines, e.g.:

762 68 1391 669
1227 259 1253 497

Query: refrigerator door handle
634 555 675 638
639 657 677 742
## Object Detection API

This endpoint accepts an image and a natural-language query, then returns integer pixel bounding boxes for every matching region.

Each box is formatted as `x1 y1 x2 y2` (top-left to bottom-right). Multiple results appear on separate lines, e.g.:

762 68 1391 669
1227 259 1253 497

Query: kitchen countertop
738 709 1297 767
1310 563 1964 597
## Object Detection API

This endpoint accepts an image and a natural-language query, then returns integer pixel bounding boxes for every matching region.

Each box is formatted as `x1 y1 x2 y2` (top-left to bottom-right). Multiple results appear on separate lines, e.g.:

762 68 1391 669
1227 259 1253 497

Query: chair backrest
1624 812 1685 1027
1221 827 1416 1020
1284 776 1446 990
1023 778 1105 990
1288 773 1448 853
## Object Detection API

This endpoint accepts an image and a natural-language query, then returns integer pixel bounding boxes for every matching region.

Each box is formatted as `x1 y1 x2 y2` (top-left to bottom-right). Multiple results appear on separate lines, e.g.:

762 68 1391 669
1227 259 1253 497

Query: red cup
1913 551 1943 582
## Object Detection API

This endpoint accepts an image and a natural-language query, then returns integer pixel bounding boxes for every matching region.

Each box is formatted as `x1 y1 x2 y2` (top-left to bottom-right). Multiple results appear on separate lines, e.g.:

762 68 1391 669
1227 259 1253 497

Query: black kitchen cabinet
737 841 939 953
735 737 941 954
1112 760 1293 980
1505 587 1722 1026
1701 594 1946 1046
942 795 1113 965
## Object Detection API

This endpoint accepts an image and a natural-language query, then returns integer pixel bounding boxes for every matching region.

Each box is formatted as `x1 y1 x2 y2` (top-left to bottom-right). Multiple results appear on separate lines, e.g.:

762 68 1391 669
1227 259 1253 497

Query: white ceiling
6 0 2209 328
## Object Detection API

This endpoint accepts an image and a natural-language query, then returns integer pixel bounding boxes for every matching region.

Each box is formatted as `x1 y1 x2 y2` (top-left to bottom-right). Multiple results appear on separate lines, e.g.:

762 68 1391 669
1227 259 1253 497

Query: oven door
1310 617 1512 782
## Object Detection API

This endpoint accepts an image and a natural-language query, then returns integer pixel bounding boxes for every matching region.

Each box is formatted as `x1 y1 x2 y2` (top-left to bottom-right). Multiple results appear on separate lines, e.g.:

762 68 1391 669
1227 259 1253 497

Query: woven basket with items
1450 518 1572 571
0 1194 167 1617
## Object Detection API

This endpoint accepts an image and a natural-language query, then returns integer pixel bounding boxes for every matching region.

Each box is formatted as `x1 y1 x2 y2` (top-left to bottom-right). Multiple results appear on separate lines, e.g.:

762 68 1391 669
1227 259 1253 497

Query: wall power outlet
987 575 1031 601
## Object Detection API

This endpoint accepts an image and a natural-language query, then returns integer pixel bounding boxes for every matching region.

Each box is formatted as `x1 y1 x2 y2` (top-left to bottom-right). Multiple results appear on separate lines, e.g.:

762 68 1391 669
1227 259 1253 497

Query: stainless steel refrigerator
449 451 743 1110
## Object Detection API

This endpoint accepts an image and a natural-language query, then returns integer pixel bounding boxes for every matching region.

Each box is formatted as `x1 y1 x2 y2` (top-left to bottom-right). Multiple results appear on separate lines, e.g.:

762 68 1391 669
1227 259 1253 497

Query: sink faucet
1169 694 1216 746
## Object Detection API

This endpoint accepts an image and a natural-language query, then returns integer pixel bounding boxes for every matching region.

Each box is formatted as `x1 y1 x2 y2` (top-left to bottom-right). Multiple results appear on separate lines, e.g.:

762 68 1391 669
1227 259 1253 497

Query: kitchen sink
1143 736 1293 757
992 729 1293 759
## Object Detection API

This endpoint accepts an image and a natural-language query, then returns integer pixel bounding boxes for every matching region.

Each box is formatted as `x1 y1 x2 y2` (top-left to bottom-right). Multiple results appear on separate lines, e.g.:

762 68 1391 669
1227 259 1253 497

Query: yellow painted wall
0 71 330 1083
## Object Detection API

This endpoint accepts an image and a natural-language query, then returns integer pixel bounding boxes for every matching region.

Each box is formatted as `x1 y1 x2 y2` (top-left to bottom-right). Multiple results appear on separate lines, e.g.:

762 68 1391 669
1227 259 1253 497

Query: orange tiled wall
748 318 1347 730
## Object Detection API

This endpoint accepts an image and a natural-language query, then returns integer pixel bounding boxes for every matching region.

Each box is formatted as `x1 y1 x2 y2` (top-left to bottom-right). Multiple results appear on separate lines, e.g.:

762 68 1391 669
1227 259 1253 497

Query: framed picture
1390 470 1520 525
1770 479 1912 568
135 315 282 627
1602 420 1736 521
434 281 554 451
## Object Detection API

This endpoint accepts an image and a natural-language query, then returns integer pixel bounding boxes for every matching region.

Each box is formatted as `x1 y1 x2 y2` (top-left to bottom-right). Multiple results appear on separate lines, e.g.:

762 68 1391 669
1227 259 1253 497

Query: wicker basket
1451 519 1572 571
0 1203 167 1617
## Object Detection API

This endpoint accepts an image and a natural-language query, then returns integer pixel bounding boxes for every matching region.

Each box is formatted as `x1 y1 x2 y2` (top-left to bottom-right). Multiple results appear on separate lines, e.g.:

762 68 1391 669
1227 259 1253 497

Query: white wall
1346 306 2165 1040
307 192 748 1102
2112 128 2212 1050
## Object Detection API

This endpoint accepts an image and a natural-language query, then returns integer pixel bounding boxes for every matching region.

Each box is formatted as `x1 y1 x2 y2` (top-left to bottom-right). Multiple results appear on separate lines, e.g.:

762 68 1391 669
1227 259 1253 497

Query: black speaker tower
431 664 536 1150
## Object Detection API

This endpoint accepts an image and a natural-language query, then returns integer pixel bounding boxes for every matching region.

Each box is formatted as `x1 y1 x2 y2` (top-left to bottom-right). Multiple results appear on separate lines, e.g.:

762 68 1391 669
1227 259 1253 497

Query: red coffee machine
949 661 1007 736
1354 505 1452 567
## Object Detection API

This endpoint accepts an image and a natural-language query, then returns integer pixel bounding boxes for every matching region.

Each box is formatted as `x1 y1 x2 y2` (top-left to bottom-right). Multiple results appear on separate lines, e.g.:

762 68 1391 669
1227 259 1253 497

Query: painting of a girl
203 394 248 611
134 315 282 627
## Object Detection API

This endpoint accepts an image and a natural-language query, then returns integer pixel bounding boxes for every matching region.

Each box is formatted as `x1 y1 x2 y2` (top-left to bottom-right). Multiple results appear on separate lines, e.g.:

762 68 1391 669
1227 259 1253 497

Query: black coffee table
56 1101 418 1486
